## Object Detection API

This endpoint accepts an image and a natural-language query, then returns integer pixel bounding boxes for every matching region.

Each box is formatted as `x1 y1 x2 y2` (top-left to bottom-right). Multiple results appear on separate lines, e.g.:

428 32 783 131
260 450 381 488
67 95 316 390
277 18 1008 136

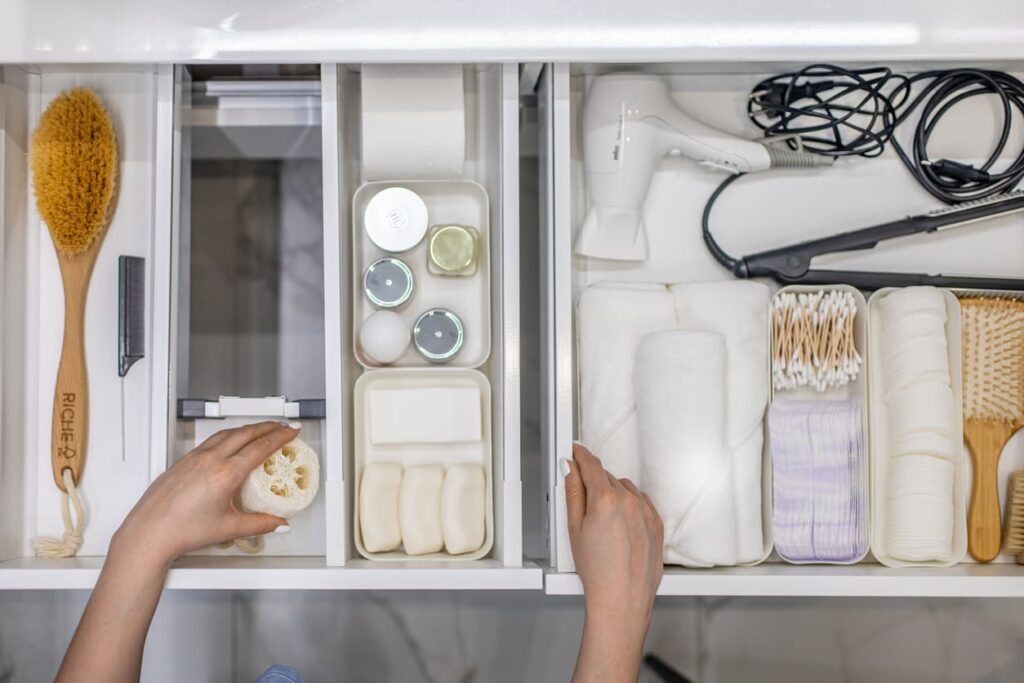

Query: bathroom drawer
0 63 541 590
537 62 1024 596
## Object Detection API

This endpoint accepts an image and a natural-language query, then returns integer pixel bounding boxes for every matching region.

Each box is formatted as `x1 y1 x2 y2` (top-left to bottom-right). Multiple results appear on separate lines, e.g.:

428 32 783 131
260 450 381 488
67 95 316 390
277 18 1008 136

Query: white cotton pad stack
879 287 959 563
769 398 866 563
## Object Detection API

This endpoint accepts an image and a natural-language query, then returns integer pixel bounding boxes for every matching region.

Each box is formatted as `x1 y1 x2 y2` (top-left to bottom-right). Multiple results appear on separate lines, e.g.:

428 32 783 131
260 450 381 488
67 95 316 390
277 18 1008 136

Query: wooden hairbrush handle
50 250 97 492
965 420 1016 562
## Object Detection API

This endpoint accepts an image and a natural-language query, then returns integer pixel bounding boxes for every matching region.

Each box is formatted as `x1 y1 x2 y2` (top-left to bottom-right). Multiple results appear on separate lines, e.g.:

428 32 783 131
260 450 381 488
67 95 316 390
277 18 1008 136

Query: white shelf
545 565 1024 597
2 1 1024 63
0 557 543 591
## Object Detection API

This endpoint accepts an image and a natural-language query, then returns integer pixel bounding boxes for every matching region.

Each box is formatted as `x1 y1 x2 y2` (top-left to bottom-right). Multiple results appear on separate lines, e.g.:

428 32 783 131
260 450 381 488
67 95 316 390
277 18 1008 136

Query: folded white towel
635 331 738 567
577 283 677 482
671 280 770 563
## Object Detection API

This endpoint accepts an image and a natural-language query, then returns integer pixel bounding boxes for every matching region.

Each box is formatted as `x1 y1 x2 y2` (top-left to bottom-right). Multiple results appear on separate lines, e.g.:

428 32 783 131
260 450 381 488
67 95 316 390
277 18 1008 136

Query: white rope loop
32 468 87 558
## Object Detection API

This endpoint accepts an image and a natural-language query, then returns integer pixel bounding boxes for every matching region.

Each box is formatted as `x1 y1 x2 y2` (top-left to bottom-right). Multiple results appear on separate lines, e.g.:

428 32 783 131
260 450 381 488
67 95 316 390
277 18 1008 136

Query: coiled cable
749 65 1024 203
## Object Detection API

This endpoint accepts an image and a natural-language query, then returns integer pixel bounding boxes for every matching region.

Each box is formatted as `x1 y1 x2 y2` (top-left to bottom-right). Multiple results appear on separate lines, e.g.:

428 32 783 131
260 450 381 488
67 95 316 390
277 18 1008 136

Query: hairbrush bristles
29 87 118 254
960 297 1024 423
1005 471 1024 556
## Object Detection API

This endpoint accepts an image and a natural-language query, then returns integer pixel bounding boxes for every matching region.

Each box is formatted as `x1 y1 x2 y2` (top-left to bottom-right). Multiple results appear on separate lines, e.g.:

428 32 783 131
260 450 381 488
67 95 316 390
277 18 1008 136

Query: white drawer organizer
0 63 541 590
539 63 1024 596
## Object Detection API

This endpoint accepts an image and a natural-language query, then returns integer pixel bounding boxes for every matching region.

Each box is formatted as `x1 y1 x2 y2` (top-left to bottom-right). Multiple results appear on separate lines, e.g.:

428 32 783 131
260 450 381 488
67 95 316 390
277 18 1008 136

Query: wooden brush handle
965 420 1017 563
51 252 96 492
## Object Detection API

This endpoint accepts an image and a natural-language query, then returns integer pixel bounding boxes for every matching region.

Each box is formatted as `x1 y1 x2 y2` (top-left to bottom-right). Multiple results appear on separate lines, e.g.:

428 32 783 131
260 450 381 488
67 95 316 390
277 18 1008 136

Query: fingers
230 424 300 480
222 511 287 540
205 421 285 458
572 443 611 500
563 459 586 537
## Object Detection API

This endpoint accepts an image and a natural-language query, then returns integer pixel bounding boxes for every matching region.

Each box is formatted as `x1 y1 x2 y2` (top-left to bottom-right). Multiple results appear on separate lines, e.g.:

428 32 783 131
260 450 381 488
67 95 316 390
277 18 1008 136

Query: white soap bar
359 463 403 553
399 465 445 556
442 464 487 555
369 387 482 445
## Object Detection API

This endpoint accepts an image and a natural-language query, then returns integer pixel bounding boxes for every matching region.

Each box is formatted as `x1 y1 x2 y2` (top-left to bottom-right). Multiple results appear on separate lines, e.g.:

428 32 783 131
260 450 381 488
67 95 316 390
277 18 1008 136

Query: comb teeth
1006 471 1024 555
960 296 1024 422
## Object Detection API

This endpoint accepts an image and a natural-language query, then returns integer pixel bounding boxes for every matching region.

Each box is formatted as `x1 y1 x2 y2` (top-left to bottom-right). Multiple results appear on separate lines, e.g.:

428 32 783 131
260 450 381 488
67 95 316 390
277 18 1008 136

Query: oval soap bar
399 464 445 556
442 464 486 555
359 463 404 553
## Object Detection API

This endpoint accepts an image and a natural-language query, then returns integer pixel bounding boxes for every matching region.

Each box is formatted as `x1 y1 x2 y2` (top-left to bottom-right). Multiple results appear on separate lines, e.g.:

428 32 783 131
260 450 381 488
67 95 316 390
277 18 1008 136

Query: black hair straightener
703 176 1024 290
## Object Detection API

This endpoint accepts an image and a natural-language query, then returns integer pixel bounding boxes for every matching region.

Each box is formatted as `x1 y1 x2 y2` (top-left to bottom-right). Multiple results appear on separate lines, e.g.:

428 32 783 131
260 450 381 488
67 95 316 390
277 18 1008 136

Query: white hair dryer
578 73 832 261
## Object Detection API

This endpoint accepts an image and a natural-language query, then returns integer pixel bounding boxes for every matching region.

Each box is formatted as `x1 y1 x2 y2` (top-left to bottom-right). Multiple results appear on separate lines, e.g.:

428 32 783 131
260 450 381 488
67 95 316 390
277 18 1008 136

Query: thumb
562 458 585 537
223 511 287 540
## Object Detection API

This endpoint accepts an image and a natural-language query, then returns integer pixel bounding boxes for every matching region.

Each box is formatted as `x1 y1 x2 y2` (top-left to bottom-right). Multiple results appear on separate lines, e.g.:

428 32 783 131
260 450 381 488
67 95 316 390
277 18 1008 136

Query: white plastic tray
868 288 967 568
351 180 491 369
769 285 871 565
352 368 494 561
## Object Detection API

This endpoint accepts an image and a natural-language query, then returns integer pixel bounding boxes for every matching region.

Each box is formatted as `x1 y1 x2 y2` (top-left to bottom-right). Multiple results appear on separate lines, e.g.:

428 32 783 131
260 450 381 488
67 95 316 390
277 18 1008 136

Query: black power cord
748 65 1024 204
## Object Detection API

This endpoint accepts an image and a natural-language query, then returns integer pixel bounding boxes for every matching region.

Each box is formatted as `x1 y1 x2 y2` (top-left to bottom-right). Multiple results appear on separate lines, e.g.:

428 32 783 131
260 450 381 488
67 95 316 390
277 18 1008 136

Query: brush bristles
1006 471 1024 555
29 87 118 255
960 297 1024 422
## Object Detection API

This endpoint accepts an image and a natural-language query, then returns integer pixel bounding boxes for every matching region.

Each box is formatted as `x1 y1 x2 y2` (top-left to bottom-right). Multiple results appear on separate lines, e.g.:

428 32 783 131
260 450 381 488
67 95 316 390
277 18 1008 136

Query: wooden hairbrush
960 296 1024 562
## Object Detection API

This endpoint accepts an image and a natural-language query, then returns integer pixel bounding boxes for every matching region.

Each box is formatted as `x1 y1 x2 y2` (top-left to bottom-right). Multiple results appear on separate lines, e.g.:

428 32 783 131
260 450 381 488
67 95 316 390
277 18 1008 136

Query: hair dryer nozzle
764 145 835 169
575 206 647 261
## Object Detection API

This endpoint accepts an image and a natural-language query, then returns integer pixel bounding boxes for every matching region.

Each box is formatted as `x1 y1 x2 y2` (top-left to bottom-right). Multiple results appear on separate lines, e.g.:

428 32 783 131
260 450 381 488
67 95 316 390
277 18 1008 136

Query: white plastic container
768 285 870 566
352 368 494 561
868 288 968 568
352 180 491 369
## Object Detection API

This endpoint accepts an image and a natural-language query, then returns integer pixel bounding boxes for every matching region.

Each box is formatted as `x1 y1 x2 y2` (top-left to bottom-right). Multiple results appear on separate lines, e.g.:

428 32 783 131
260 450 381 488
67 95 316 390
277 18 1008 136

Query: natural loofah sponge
240 438 321 519
30 87 118 254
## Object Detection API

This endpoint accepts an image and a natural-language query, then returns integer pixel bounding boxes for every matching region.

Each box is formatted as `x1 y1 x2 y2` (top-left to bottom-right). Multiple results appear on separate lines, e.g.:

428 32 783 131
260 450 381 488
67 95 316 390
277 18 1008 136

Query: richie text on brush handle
29 87 118 556
960 296 1024 562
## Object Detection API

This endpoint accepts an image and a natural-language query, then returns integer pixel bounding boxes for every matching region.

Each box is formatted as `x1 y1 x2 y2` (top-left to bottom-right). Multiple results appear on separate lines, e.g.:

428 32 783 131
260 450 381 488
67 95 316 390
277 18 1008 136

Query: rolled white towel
671 280 770 563
577 283 677 482
635 331 738 567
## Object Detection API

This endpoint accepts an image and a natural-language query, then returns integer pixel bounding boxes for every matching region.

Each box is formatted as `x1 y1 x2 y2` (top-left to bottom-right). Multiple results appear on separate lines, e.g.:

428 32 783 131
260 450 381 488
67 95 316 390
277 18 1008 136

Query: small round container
364 187 429 253
364 257 414 308
413 309 465 363
428 224 477 276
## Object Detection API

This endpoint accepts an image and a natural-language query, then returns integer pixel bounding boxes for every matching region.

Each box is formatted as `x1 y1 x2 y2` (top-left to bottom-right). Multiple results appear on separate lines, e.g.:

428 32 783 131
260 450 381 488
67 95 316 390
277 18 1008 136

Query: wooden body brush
1005 471 1024 564
29 88 118 557
960 296 1024 562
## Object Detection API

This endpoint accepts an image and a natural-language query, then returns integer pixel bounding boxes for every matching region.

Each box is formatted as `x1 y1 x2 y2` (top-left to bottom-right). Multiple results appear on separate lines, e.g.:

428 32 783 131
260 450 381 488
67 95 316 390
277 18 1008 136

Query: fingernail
274 525 291 534
559 459 572 478
280 421 301 430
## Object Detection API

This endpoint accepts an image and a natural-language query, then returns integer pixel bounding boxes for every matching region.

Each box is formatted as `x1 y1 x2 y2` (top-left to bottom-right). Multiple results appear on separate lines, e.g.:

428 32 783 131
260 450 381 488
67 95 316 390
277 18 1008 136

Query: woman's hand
564 443 663 683
57 421 298 683
112 421 296 568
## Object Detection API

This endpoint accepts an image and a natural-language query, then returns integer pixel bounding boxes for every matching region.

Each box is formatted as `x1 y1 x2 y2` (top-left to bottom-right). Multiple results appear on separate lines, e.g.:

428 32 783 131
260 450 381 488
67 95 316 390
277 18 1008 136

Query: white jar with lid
363 187 429 253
